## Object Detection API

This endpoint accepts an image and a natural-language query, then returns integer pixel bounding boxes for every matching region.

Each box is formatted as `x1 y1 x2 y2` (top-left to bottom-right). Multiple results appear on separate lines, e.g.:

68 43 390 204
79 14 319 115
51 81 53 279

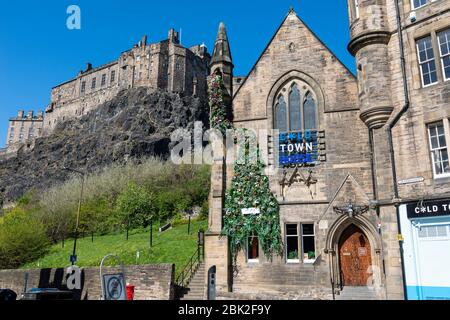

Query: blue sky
0 0 354 148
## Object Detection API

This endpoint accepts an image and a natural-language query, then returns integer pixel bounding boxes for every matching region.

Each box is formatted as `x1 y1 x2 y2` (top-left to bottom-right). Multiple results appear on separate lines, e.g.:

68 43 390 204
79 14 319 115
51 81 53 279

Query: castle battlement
42 29 210 135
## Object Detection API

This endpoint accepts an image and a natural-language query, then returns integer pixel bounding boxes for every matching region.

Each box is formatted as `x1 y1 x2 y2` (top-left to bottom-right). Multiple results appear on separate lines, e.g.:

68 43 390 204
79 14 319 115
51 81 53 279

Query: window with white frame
91 78 96 90
412 0 428 9
247 236 259 262
416 36 438 87
428 122 450 178
285 224 299 262
418 225 450 239
438 29 450 81
81 81 86 94
301 224 316 262
110 70 116 83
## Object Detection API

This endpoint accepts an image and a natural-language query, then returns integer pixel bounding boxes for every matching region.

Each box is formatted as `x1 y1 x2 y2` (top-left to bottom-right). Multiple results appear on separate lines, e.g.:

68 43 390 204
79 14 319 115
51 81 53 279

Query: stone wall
0 264 175 300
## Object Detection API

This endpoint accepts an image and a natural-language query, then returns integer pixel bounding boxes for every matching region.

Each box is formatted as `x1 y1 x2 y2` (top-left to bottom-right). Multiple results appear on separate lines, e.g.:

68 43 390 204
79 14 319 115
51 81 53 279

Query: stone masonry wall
0 264 175 300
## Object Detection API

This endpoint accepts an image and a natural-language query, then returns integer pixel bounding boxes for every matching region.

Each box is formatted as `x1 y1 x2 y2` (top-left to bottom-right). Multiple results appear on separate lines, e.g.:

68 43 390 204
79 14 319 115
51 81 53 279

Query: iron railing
176 245 204 288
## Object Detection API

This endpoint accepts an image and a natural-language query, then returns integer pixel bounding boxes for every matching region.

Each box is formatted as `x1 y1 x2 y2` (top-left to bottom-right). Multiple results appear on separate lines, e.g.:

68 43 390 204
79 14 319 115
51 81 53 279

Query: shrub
0 208 49 269
116 182 154 229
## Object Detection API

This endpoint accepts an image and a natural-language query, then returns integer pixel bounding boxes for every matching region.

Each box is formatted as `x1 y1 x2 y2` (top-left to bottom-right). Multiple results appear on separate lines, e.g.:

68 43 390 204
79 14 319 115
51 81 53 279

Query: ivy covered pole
221 137 283 262
208 71 283 264
208 74 232 135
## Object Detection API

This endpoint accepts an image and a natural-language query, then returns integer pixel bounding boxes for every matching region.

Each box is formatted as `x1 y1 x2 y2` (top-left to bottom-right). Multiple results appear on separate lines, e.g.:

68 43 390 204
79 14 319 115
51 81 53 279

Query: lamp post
63 167 86 266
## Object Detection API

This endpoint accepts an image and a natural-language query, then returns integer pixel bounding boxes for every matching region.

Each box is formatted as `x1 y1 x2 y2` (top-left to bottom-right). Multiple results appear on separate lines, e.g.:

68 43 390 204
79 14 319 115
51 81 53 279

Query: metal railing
176 244 204 288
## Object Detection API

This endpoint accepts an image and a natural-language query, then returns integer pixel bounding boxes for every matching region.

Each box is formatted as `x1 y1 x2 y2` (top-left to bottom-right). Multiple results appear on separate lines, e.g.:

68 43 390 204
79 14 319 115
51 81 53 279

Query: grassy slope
22 219 208 276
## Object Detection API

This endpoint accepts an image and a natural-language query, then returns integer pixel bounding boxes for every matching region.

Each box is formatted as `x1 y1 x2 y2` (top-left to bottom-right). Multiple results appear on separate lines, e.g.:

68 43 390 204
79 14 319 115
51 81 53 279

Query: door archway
325 214 384 291
338 224 372 286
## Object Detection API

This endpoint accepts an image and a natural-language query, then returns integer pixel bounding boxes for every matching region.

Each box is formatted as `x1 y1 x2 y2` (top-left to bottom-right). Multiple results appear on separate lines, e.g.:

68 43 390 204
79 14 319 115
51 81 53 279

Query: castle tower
210 22 234 109
347 0 396 200
347 0 393 129
347 0 404 299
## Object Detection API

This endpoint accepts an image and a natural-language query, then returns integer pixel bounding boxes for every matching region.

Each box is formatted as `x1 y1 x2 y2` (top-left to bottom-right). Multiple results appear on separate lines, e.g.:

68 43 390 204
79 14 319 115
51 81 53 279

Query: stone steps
335 286 380 300
179 263 205 300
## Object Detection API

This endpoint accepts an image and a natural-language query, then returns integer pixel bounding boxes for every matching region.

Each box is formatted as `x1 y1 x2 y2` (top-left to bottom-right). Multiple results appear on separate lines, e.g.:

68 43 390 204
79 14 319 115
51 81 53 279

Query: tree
116 183 154 229
0 208 49 269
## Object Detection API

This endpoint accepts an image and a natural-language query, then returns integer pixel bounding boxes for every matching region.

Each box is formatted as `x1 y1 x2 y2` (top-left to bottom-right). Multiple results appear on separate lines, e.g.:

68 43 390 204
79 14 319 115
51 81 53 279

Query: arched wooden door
338 225 372 286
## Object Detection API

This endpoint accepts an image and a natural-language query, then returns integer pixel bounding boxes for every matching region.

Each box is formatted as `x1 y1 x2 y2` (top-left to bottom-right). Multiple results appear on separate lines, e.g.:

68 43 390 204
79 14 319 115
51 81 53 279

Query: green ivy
208 74 232 134
221 139 283 262
208 73 282 262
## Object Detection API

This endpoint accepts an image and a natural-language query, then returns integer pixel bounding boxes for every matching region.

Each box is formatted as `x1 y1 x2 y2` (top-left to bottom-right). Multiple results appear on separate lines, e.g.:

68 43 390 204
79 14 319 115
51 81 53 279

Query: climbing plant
221 132 283 262
207 72 282 262
208 74 232 134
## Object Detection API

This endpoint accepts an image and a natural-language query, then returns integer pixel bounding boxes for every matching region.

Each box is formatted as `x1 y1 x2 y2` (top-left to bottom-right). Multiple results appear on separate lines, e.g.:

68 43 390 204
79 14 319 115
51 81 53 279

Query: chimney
18 110 24 119
37 111 44 119
168 29 180 44
27 111 34 119
86 63 93 72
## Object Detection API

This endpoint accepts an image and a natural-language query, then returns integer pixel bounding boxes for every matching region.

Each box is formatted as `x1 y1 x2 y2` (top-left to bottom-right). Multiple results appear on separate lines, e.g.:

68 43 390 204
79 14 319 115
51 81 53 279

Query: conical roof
211 22 233 66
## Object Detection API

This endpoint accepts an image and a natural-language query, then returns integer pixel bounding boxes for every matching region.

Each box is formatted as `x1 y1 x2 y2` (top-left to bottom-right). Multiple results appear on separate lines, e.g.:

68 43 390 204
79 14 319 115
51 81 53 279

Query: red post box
126 284 135 300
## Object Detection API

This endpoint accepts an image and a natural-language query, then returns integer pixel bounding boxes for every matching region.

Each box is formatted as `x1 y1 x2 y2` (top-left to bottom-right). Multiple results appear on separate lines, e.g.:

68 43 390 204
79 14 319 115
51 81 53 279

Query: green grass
22 219 208 277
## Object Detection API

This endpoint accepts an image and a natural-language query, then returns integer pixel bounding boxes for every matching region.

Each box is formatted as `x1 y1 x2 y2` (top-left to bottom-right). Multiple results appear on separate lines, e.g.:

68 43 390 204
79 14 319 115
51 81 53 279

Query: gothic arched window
304 92 317 130
289 84 302 131
275 95 287 132
273 81 318 132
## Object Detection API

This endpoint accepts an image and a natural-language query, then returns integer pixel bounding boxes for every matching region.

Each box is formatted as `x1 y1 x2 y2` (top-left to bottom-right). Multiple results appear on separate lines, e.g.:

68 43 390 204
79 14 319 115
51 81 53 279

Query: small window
81 81 86 94
11 122 14 127
412 0 428 9
416 36 438 87
275 95 288 132
418 225 449 239
91 78 96 90
289 84 302 131
438 29 450 81
247 236 259 262
10 127 14 133
101 74 107 86
302 224 316 262
286 224 299 262
304 92 317 130
8 140 12 145
110 70 116 83
428 122 450 178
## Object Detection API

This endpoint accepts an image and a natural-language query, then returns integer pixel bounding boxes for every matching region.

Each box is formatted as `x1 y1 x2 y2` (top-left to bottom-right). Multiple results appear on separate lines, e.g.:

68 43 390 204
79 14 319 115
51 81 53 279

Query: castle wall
42 31 210 137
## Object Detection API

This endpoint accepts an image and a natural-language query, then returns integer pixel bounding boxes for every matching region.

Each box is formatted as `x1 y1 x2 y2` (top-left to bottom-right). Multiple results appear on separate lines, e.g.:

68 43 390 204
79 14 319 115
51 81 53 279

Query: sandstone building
4 111 44 150
3 28 210 149
204 0 450 300
44 29 210 134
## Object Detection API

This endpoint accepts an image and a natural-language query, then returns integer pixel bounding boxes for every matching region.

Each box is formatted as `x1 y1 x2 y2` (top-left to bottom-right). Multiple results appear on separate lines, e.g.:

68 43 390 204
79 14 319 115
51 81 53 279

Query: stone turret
347 0 393 129
210 22 234 108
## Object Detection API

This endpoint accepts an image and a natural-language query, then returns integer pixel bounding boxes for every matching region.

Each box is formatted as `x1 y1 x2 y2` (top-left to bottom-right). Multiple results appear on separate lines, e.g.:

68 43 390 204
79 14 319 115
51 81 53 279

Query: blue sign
278 130 319 167
70 255 77 263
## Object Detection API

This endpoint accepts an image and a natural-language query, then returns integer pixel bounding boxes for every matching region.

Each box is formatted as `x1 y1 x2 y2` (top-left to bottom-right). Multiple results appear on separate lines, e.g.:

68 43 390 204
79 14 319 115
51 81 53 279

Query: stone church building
205 0 450 300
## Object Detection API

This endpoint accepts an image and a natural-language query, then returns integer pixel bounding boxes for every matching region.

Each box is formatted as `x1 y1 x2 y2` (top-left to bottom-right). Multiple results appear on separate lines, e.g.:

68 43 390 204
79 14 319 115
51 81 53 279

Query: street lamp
63 167 86 266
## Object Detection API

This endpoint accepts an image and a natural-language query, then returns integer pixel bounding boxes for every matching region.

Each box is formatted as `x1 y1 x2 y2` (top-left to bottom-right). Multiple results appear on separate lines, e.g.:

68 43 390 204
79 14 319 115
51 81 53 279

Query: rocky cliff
0 87 208 205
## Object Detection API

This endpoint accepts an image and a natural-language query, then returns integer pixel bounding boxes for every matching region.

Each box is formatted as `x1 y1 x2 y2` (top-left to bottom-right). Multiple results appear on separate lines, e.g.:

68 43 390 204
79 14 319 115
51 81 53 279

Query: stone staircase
335 286 380 300
179 263 206 300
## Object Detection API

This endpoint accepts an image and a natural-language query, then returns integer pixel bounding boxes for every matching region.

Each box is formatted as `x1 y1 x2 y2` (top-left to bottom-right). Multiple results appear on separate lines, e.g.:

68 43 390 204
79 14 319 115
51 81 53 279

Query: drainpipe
386 0 411 300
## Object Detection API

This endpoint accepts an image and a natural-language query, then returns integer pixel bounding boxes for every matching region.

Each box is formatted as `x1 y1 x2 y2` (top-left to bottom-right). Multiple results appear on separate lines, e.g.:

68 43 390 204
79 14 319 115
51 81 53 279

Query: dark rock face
0 87 208 205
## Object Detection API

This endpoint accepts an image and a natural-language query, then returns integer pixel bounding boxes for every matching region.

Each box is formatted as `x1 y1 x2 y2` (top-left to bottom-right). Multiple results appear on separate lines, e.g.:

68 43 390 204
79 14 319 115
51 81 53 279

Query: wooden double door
338 225 372 286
